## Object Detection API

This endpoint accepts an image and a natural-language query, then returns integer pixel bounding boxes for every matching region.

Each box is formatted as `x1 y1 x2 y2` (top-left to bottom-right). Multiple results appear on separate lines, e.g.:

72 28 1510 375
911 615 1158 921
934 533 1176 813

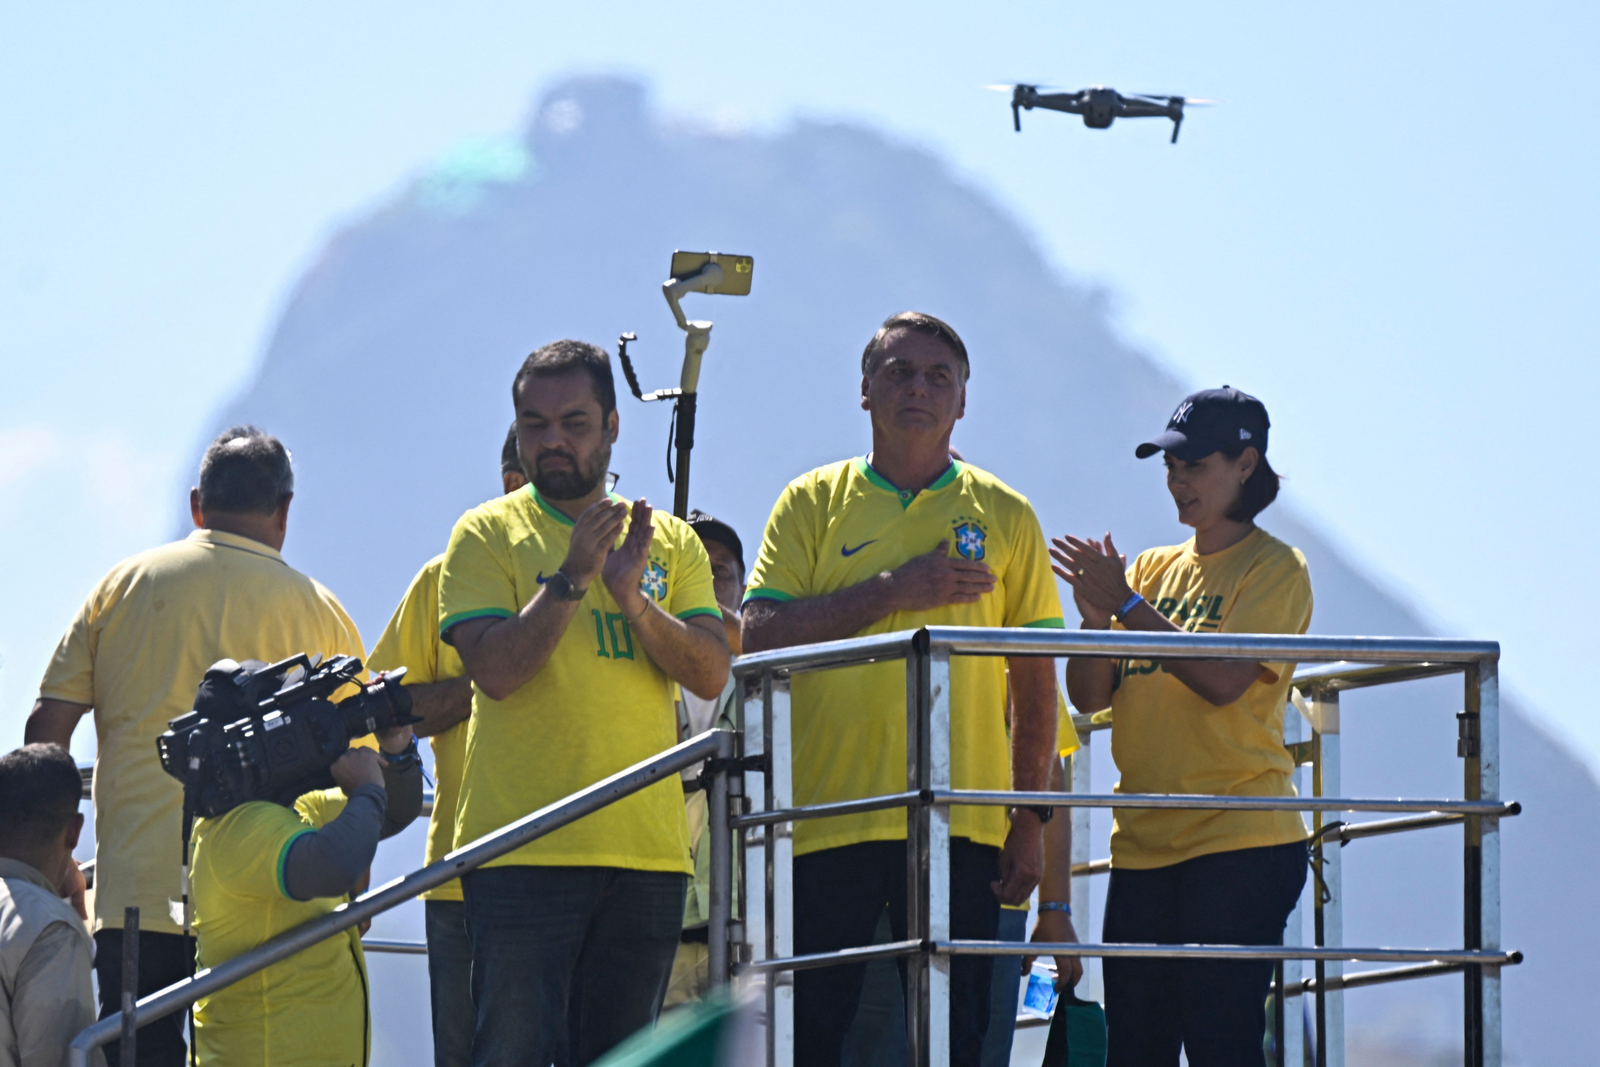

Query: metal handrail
733 626 1509 1067
67 729 734 1067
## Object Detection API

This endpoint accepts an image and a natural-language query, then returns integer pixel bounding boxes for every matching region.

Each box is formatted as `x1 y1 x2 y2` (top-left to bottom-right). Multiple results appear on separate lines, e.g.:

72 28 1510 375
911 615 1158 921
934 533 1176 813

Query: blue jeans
1102 841 1307 1067
426 900 475 1067
461 865 686 1067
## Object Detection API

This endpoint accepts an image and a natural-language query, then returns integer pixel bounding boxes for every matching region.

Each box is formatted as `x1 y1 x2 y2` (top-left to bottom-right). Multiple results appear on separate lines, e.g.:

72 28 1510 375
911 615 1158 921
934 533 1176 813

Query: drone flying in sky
989 84 1216 143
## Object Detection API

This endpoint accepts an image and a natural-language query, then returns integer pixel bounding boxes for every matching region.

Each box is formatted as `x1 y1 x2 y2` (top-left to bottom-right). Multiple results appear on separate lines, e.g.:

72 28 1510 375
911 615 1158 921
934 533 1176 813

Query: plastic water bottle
1021 959 1060 1018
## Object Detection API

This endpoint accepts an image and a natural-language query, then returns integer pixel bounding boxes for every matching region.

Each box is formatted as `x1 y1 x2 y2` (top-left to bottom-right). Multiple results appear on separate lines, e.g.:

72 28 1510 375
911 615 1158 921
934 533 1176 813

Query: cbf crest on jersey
640 560 669 601
952 517 989 562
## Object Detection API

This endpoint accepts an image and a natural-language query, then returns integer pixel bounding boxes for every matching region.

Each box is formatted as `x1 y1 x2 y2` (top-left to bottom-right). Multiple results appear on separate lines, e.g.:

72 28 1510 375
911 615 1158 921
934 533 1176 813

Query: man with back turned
26 427 366 1067
741 312 1065 1067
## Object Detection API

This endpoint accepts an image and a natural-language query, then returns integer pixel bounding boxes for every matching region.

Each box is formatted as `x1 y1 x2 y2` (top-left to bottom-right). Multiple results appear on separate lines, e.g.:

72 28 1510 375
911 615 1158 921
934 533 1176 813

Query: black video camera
157 653 419 819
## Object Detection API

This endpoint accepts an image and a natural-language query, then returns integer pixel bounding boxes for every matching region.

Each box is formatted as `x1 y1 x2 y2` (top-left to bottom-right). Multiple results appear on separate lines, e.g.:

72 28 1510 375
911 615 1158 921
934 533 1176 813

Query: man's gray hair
198 426 295 515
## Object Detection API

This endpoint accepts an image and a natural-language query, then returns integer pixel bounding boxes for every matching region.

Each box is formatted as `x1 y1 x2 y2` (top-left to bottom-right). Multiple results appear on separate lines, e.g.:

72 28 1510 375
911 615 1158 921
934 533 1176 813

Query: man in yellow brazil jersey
189 712 421 1067
365 424 526 1067
439 341 730 1067
741 312 1067 1067
25 427 366 1067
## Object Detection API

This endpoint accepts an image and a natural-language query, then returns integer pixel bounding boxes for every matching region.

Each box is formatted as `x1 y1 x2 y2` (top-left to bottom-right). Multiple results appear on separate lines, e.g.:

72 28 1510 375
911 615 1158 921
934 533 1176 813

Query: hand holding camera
330 747 388 793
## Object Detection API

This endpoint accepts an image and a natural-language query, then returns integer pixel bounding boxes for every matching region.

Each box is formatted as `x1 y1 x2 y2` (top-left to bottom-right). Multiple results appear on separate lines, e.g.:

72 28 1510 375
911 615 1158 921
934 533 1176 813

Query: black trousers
1101 841 1308 1067
94 929 193 1067
794 839 1000 1067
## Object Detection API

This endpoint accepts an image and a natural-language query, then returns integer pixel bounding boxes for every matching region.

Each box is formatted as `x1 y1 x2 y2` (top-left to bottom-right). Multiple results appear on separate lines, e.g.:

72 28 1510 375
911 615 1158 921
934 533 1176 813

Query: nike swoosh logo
841 540 877 557
536 572 551 583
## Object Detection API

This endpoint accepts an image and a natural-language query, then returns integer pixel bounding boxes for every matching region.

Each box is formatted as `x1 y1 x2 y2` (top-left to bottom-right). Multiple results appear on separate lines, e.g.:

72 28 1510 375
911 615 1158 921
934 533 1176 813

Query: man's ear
606 408 620 444
955 383 966 422
860 376 872 412
275 493 294 534
190 488 204 528
65 812 84 851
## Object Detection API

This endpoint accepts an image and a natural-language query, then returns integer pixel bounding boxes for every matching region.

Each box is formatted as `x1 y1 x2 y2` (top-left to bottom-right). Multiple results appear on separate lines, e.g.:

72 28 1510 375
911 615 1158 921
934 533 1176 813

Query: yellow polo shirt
38 529 366 935
438 487 719 873
744 458 1065 856
1107 527 1313 868
191 789 368 1067
367 555 466 903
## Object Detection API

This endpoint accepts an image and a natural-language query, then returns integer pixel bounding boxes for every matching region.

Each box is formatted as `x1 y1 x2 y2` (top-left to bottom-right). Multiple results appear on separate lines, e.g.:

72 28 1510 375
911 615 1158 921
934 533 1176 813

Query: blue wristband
1038 901 1072 915
1115 592 1144 620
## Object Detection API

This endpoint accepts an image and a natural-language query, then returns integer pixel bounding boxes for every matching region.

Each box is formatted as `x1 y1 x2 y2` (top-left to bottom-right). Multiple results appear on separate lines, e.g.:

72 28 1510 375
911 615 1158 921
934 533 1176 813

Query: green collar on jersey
854 456 963 509
529 485 627 527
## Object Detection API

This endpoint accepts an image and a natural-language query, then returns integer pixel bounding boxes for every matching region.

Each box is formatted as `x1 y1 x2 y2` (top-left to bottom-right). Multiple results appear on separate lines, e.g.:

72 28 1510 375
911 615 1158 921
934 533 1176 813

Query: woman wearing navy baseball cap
1050 386 1312 1065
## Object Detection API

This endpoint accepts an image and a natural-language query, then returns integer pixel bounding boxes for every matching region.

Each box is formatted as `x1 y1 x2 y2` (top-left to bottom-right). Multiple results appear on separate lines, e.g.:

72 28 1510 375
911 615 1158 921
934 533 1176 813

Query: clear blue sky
3 1 1597 770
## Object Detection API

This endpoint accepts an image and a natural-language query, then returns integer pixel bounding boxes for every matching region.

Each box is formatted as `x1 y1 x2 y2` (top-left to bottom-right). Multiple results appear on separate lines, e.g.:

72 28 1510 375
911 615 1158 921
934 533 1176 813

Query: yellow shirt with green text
745 459 1065 855
191 789 368 1067
368 555 466 902
438 487 720 873
1107 527 1313 868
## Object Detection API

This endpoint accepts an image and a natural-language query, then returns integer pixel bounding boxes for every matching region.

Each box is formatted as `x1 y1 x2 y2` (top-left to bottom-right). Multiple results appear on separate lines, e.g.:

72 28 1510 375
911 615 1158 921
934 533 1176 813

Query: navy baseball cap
687 510 744 572
1136 386 1270 461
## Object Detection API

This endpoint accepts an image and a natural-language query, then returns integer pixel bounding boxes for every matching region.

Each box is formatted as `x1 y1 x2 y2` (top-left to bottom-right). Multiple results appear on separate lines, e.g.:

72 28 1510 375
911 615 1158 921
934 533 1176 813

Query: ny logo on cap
1170 400 1194 425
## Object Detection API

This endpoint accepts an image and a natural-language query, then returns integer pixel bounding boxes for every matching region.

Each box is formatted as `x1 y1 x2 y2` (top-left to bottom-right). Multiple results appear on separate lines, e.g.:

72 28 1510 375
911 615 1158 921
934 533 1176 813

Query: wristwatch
543 569 587 602
1013 805 1055 825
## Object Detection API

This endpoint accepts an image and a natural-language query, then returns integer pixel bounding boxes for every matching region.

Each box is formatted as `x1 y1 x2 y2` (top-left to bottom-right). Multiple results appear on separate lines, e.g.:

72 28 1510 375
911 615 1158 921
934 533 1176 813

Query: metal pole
1310 690 1344 1067
120 907 138 1066
926 645 952 1067
1069 734 1095 1003
671 392 696 519
905 630 931 1067
1283 701 1306 1067
709 746 732 985
767 677 794 1067
1463 659 1501 1067
68 730 731 1067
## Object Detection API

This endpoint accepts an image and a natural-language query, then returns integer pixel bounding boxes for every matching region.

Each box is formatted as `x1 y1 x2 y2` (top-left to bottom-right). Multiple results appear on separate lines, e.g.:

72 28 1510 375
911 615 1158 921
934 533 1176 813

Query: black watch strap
1016 804 1055 824
545 570 587 602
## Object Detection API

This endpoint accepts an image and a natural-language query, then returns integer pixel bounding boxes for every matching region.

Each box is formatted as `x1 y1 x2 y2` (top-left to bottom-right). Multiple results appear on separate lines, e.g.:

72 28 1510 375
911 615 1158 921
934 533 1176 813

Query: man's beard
530 440 610 501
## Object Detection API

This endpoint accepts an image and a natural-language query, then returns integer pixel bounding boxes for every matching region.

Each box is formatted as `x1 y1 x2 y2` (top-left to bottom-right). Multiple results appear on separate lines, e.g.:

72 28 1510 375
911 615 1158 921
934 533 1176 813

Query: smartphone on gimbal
669 251 754 296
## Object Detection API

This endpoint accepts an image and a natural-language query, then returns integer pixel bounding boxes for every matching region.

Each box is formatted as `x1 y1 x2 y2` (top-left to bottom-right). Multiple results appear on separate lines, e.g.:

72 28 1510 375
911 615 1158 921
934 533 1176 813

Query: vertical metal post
743 676 770 1063
926 644 952 1067
708 729 734 986
1069 730 1096 1003
1309 691 1343 1067
1283 695 1307 1067
905 632 931 1067
120 907 139 1066
1463 660 1501 1067
766 675 794 1067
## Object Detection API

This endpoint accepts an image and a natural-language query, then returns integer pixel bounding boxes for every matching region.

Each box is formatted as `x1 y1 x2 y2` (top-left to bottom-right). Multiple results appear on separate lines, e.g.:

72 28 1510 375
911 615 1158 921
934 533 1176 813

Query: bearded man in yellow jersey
366 425 525 1067
439 341 730 1067
26 427 366 1067
742 312 1066 1067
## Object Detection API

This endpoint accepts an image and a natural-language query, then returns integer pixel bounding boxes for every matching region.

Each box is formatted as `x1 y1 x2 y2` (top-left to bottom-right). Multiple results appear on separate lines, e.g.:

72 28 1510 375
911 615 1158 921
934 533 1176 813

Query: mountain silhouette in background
196 77 1591 1064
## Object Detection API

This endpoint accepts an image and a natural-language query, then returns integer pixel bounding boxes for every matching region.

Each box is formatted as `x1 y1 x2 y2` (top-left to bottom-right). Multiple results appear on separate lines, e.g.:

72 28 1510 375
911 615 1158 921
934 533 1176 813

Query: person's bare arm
740 540 996 654
1053 534 1265 707
451 496 628 701
405 677 473 738
601 499 730 701
1023 756 1083 988
24 698 90 747
991 656 1055 905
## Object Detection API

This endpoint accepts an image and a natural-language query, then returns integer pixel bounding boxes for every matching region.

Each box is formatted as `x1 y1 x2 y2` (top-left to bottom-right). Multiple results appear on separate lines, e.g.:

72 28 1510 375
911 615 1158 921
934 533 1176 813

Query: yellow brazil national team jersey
367 555 466 902
438 487 720 873
38 529 366 936
1107 527 1314 869
191 789 369 1067
745 458 1065 855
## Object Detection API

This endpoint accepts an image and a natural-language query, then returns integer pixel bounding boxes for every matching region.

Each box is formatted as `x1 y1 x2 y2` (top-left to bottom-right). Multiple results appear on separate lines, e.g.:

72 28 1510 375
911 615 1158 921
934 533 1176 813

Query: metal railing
728 626 1515 1067
66 729 736 1067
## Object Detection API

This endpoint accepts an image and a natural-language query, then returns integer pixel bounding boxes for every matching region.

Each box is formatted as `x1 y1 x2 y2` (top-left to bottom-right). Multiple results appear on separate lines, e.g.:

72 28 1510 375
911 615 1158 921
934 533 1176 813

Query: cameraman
188 723 421 1067
25 427 367 1067
365 424 526 1067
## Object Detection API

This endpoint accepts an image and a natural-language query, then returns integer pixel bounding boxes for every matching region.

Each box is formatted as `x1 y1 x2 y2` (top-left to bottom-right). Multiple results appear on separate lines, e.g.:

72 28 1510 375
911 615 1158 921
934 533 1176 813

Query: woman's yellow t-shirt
1106 527 1313 869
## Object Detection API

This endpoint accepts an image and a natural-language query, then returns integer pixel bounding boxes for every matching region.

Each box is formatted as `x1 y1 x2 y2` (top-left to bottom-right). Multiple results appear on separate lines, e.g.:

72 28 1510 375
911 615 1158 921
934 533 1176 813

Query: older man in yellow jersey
742 312 1065 1067
26 427 366 1067
440 341 730 1067
365 425 525 1067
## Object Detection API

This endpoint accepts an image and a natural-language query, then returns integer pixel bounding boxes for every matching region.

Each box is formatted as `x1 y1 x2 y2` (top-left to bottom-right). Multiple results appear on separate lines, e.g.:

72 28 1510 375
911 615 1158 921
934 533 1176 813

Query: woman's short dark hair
198 426 294 515
500 422 523 476
513 340 616 417
861 312 970 382
1224 446 1281 523
0 744 82 846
